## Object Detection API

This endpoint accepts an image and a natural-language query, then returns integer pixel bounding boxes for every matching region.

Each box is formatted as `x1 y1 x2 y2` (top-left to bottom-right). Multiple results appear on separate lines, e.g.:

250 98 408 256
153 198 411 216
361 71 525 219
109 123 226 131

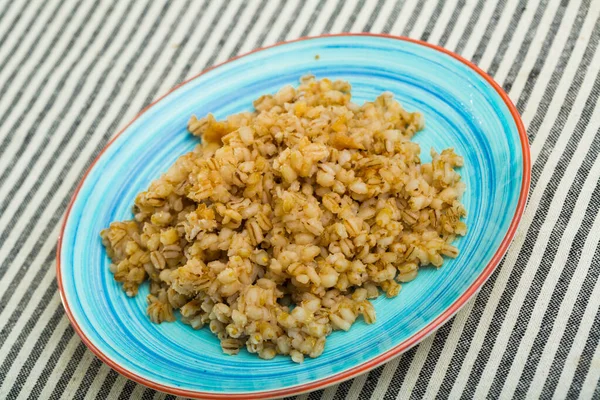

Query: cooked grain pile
101 76 467 362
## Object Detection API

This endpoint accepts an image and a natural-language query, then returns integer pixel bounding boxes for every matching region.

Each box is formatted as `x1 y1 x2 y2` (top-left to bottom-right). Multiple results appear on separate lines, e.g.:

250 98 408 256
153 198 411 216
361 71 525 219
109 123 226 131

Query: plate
57 34 530 399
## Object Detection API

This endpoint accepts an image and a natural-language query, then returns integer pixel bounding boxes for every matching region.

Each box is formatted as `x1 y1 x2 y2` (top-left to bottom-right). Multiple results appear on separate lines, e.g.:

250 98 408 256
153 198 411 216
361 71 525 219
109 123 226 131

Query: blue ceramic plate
57 34 530 399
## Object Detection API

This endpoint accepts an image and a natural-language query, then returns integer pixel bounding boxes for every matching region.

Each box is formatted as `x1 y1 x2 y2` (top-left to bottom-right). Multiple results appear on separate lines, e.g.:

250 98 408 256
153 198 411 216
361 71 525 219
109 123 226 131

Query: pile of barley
101 76 467 362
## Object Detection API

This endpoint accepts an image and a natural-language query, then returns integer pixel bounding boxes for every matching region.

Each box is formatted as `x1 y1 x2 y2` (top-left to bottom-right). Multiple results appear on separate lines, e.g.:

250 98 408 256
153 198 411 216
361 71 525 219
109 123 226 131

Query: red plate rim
56 33 531 400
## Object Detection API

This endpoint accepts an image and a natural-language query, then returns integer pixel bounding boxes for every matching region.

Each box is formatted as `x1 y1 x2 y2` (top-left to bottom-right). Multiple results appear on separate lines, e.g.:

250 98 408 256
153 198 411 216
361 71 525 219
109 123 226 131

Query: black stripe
0 0 38 75
485 71 600 398
0 0 94 137
0 0 16 28
363 0 386 32
438 13 600 395
0 0 69 98
0 0 140 196
117 379 138 400
0 2 276 391
541 221 600 397
38 333 87 400
515 141 600 397
380 349 418 399
382 0 406 34
420 0 446 42
26 327 78 400
226 0 268 60
96 369 120 400
501 0 564 92
0 0 180 392
0 277 61 388
173 1 231 85
332 380 353 400
469 0 510 66
370 0 518 393
565 289 600 398
276 0 307 42
0 0 144 356
300 0 326 37
401 0 427 37
72 357 104 399
407 318 456 399
31 1 266 394
436 0 465 47
141 387 157 400
487 0 542 78
321 0 346 34
343 0 366 32
453 0 486 55
253 0 285 48
517 0 593 133
141 0 211 108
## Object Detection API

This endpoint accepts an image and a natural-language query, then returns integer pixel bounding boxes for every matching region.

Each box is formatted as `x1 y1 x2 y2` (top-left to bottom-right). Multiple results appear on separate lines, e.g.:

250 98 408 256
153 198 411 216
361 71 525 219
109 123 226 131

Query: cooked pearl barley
101 76 467 362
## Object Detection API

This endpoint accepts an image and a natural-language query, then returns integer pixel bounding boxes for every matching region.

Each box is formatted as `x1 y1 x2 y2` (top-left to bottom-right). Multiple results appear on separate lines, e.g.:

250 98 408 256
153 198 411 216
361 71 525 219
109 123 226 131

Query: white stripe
0 2 31 51
421 298 477 398
515 1 599 121
527 7 600 157
254 0 297 45
0 0 135 176
498 128 600 398
386 0 420 35
348 0 379 33
459 0 510 61
0 0 88 119
146 0 225 101
443 0 479 51
184 0 243 76
0 266 57 354
153 392 167 400
0 293 63 394
0 0 61 85
0 0 147 201
492 0 568 86
308 0 340 37
427 0 457 43
385 0 530 392
236 0 279 53
329 0 358 34
83 364 113 400
447 43 600 398
13 316 73 400
525 198 600 398
346 372 369 400
394 334 436 398
129 382 148 399
368 357 401 399
285 0 320 40
210 1 261 65
469 77 600 400
405 0 438 38
370 0 400 32
44 337 96 399
578 335 600 399
0 225 60 327
477 0 544 74
321 383 340 400
105 374 128 399
0 0 166 285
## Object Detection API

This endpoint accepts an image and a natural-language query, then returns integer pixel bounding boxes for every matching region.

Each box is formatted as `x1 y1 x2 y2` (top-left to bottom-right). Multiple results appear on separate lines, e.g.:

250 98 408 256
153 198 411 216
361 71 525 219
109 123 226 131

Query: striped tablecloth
0 0 599 398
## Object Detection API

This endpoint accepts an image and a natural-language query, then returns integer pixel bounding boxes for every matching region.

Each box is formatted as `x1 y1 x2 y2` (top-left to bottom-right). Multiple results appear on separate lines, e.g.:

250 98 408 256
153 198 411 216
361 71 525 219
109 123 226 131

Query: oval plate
57 34 530 399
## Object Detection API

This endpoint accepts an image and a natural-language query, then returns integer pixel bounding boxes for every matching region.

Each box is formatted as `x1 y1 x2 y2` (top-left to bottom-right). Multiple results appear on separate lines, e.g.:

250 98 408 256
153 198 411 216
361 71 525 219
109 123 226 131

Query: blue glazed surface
59 36 524 394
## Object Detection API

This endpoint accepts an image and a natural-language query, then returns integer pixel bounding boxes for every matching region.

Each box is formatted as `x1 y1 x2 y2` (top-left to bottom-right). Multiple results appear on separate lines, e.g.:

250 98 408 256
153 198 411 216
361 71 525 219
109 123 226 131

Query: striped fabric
0 0 599 398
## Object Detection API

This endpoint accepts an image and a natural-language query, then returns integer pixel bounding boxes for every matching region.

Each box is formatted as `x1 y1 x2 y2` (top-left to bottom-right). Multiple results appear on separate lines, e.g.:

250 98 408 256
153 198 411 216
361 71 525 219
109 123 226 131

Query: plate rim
56 33 531 399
